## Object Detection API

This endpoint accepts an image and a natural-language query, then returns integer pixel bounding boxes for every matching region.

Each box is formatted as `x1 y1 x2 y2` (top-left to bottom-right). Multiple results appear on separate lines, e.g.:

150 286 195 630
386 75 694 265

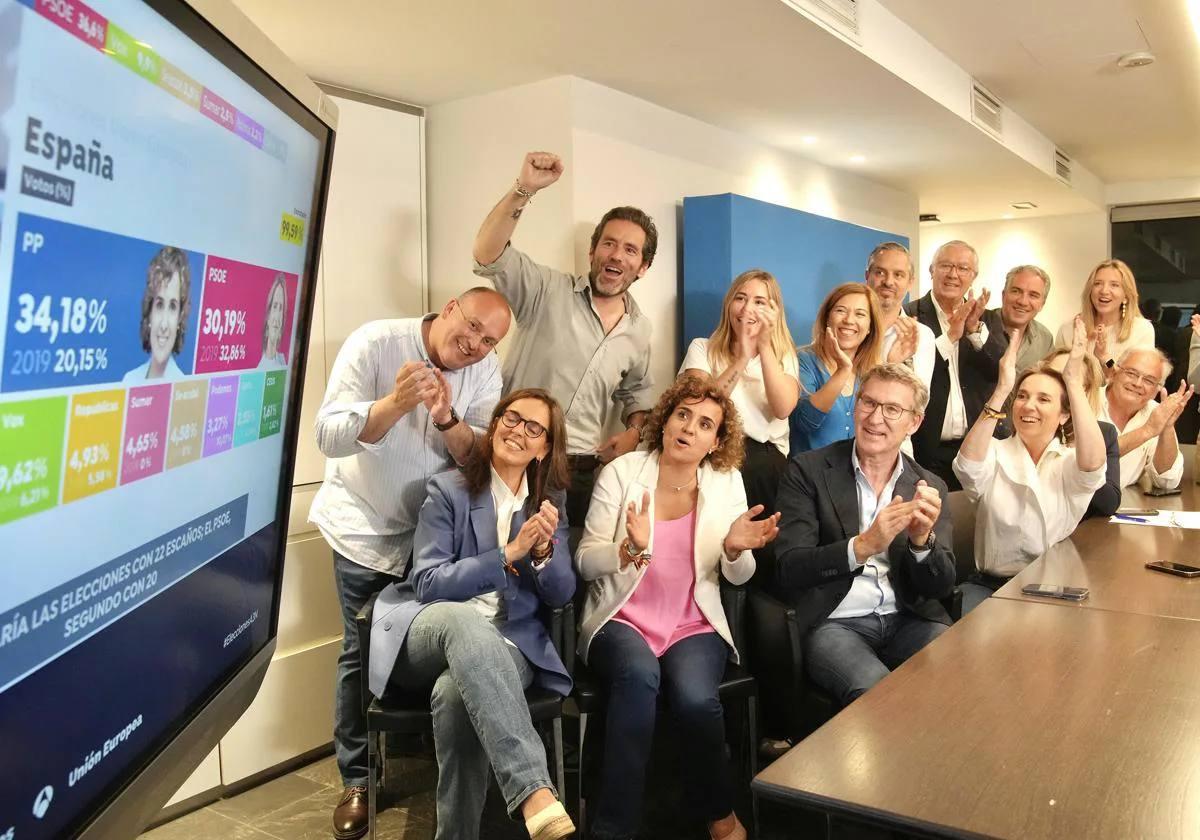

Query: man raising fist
473 152 658 534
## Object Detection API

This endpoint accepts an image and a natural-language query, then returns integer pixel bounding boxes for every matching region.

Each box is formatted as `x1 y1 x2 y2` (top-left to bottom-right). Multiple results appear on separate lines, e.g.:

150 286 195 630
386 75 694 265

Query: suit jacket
368 470 575 698
773 439 956 633
904 292 1006 457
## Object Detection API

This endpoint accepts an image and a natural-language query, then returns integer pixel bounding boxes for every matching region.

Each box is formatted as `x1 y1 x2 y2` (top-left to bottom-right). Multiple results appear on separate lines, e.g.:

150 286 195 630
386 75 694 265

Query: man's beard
589 269 631 298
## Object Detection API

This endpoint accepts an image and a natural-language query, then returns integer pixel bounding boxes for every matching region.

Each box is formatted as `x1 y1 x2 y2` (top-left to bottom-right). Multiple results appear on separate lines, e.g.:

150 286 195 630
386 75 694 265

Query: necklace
663 475 697 492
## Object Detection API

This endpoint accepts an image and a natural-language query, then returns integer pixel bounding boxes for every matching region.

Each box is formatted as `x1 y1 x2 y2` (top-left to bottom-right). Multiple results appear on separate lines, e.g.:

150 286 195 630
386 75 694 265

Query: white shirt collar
490 465 530 509
851 444 905 488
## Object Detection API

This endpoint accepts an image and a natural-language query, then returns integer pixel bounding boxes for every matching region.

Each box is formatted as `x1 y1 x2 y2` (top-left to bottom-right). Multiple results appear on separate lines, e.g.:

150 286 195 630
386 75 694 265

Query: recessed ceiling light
1116 51 1155 69
849 154 866 163
802 136 818 145
1010 201 1038 210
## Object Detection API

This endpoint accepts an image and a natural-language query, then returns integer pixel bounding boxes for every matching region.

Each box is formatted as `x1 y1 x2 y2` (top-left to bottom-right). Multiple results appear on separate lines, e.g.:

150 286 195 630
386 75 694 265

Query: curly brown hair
139 246 191 354
462 388 570 515
641 372 745 471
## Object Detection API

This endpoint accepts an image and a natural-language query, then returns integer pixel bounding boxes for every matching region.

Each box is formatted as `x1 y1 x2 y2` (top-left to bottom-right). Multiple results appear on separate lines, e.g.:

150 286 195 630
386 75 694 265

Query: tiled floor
139 753 439 840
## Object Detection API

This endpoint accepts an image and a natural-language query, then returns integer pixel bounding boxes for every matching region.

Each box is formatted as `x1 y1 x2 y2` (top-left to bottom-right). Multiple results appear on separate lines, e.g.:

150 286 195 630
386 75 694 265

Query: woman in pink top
576 374 781 840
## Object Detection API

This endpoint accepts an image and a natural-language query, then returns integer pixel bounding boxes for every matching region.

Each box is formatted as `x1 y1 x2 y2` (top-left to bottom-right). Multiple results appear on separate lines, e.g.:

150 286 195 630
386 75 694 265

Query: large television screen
0 0 334 836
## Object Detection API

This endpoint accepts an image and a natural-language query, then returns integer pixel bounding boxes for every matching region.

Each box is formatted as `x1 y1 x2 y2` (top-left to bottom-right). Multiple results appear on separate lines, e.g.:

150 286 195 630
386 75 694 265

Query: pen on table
1113 513 1148 523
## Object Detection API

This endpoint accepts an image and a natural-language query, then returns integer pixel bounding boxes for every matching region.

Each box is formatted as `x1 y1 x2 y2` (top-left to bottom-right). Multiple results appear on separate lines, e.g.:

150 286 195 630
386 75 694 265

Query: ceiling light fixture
1116 51 1156 69
802 136 818 145
1010 202 1038 210
849 154 866 163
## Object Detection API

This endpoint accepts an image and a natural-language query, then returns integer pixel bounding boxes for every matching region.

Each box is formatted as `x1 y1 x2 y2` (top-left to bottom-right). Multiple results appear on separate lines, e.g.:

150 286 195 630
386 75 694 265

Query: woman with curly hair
576 372 780 840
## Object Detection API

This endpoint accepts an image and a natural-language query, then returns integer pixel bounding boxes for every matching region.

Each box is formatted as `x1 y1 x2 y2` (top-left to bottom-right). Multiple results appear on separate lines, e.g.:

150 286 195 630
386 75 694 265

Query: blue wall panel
681 193 908 366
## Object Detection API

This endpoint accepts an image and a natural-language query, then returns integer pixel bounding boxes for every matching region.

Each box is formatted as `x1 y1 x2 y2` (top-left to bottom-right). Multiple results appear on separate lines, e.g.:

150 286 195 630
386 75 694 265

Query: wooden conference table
753 448 1200 838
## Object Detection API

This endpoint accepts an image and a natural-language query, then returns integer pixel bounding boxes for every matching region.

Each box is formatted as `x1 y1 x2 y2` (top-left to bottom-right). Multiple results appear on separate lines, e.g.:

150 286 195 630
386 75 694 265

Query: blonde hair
1081 259 1141 343
809 283 883 381
707 269 797 370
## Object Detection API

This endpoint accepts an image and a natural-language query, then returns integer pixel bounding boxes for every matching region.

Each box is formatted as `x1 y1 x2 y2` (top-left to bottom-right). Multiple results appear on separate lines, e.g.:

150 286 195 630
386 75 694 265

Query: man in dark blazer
904 240 1006 489
774 362 956 707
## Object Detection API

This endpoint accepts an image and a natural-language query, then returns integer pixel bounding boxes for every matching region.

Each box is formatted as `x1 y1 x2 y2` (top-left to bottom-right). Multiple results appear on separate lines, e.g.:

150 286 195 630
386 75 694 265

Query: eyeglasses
1115 366 1163 390
935 262 976 276
857 395 915 422
455 300 500 349
500 409 546 439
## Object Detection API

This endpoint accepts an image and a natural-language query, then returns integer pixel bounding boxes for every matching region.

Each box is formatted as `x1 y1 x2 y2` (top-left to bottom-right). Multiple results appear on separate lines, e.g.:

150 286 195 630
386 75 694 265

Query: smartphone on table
1021 584 1089 601
1146 561 1200 578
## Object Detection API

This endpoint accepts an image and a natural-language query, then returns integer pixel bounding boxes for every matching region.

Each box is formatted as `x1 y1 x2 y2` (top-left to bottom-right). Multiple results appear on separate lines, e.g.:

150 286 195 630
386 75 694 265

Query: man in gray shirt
981 264 1055 374
473 151 656 528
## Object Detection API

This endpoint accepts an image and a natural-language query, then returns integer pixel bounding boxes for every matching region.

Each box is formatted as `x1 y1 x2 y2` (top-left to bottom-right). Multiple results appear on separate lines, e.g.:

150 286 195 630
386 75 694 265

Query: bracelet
981 403 1006 421
530 541 552 562
513 179 536 201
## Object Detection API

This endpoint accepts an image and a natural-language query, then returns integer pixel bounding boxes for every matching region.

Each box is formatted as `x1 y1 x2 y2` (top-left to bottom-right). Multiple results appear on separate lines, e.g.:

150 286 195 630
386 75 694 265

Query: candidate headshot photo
123 246 191 383
258 272 289 370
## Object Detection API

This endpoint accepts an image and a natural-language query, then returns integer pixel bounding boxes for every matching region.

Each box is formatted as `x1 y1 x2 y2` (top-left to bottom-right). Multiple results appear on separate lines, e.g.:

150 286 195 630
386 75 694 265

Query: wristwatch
433 406 460 431
621 539 651 566
909 530 936 552
981 403 1006 421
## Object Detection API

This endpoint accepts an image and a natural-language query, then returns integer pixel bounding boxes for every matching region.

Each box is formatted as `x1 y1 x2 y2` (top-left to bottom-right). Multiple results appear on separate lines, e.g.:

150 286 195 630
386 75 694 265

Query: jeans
588 622 732 840
391 602 552 840
333 552 401 787
960 572 1010 616
805 612 947 707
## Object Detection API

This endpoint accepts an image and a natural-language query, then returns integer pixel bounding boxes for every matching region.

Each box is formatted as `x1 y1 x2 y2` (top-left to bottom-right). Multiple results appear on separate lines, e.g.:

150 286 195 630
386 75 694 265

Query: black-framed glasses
500 409 545 438
857 395 915 422
455 300 500 349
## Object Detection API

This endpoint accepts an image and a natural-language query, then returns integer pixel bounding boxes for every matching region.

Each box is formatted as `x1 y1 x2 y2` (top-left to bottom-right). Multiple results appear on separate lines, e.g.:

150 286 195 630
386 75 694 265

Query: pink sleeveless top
612 509 715 656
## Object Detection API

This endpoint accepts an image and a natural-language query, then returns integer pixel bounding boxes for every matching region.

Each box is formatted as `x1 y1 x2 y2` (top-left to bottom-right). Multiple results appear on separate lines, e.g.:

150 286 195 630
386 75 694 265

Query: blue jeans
804 612 947 707
332 552 401 787
392 602 552 840
588 622 732 840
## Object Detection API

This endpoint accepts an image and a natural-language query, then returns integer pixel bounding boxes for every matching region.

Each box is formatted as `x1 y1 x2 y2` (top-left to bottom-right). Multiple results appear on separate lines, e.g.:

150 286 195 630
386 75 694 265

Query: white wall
1107 178 1200 207
919 212 1108 336
426 77 576 309
427 75 919 408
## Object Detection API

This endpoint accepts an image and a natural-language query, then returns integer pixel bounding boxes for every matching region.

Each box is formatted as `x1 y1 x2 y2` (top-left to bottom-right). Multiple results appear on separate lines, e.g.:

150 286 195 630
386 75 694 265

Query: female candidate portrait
258 272 289 369
123 246 191 383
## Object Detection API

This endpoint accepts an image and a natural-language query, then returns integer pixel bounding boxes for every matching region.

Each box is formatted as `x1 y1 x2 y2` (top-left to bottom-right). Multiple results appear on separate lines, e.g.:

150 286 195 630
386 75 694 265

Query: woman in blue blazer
369 388 576 840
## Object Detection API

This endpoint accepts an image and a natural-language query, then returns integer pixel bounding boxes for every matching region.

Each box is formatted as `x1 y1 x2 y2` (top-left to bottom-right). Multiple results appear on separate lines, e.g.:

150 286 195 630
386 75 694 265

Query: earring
1120 301 1127 318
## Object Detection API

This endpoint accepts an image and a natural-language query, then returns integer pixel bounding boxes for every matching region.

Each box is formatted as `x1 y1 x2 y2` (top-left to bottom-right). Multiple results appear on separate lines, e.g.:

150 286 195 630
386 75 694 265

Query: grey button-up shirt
982 308 1054 374
474 245 654 454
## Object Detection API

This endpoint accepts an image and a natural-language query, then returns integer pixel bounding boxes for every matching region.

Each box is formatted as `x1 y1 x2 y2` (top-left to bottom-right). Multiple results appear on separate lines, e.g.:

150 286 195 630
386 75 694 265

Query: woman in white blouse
954 316 1107 614
1055 259 1155 370
680 269 798 517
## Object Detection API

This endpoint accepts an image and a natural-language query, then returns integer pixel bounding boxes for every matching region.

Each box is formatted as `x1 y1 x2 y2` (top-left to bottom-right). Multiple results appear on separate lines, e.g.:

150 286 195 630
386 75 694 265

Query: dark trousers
913 437 964 491
332 551 401 786
588 622 733 840
567 456 601 557
742 438 786 587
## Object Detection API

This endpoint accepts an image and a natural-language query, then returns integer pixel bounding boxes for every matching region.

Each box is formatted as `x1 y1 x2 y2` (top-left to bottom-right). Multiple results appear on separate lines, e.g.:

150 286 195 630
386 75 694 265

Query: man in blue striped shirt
310 288 510 839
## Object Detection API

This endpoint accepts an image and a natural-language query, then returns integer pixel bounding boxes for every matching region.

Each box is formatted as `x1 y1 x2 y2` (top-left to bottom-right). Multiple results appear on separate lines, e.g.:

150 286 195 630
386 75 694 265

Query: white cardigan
575 450 756 664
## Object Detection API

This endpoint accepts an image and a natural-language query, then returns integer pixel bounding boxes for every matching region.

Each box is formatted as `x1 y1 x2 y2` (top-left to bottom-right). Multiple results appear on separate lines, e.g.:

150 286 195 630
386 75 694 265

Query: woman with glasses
680 268 799 520
953 317 1108 615
1054 259 1154 370
576 373 780 840
790 282 884 454
369 389 577 840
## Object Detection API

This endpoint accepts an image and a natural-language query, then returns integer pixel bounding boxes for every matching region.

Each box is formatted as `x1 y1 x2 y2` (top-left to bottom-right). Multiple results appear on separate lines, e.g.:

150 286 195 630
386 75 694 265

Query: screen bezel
14 0 342 834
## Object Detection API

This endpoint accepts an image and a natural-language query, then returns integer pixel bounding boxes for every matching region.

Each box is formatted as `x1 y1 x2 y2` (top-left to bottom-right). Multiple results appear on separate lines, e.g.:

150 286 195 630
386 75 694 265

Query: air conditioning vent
1054 148 1072 185
970 81 1003 137
779 0 860 44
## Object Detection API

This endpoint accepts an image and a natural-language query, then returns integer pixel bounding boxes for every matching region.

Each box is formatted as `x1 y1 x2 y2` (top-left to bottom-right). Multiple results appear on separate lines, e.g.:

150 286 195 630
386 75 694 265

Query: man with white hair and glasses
1100 347 1194 490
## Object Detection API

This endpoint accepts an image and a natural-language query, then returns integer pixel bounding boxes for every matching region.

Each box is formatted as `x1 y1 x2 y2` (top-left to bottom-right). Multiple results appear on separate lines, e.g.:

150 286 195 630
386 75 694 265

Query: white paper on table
1109 511 1200 529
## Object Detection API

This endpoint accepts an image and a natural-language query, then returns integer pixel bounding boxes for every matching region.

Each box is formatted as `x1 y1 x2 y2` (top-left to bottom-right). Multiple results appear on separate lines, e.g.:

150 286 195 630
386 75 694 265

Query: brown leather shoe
332 785 369 840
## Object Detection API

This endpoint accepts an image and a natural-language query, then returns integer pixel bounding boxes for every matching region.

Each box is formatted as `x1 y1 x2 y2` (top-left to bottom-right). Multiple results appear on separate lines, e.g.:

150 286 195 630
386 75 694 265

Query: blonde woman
681 269 798 514
1055 259 1154 369
790 282 884 453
